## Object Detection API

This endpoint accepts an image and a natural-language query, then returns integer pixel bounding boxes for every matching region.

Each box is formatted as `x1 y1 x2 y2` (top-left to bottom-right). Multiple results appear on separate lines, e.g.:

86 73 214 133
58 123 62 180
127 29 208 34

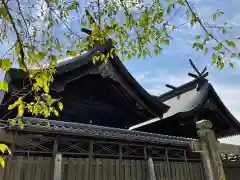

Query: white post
148 156 156 180
53 153 62 180
196 120 226 180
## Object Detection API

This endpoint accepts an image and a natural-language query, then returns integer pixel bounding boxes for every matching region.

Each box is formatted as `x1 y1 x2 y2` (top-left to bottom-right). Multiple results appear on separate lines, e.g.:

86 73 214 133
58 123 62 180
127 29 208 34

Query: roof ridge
157 78 209 102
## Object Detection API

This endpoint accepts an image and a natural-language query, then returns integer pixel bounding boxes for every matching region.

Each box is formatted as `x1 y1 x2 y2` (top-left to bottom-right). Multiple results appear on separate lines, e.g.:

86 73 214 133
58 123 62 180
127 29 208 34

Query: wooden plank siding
0 156 206 180
1 156 52 180
223 161 240 180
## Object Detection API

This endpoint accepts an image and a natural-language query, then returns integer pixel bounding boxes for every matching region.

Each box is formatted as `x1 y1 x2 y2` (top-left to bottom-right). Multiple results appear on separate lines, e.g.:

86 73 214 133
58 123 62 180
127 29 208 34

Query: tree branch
97 0 101 26
44 0 83 41
16 0 32 43
1 0 27 71
184 0 231 53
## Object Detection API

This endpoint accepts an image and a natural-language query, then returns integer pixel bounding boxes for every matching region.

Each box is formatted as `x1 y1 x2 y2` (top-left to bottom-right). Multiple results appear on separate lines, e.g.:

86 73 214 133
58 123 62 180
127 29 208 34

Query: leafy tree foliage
0 0 239 167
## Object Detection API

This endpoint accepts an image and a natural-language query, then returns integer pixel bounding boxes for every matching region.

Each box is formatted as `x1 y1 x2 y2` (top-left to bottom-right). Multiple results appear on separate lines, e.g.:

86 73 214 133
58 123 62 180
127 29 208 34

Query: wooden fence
2 119 240 180
223 161 240 180
0 156 206 180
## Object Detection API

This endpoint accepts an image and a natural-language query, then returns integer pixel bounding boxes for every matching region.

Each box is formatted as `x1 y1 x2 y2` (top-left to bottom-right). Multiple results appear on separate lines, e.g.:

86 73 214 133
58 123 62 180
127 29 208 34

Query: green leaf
0 156 5 168
177 0 185 5
27 51 35 59
56 40 61 51
204 48 208 55
49 55 57 66
195 35 201 40
33 30 37 37
8 97 23 110
219 62 224 69
222 28 227 34
0 144 8 154
230 62 236 68
163 39 170 45
15 43 20 54
18 103 25 117
0 58 12 72
0 7 10 22
66 51 77 56
67 5 75 10
10 119 16 127
17 119 24 129
47 21 54 29
54 110 59 116
46 121 51 128
213 43 223 51
0 81 8 92
167 5 172 15
17 19 23 28
58 102 63 111
212 14 217 21
81 20 87 26
225 40 236 47
17 56 27 72
217 10 224 17
212 53 217 64
43 83 49 93
165 0 174 4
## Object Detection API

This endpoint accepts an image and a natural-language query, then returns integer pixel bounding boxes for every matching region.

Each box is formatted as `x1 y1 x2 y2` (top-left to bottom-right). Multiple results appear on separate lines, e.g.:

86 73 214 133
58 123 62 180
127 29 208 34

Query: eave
5 117 195 146
129 78 240 138
0 43 169 122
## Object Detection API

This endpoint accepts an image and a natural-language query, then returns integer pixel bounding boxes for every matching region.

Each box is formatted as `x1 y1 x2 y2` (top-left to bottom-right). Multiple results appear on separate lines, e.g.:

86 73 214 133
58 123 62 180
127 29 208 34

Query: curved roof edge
208 84 240 137
130 78 240 138
129 79 208 131
53 43 169 114
110 55 169 114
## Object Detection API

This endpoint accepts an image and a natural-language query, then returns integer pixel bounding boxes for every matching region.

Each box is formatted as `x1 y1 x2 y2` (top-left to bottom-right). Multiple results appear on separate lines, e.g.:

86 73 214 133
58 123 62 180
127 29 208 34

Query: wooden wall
0 156 206 180
223 161 240 180
0 156 52 180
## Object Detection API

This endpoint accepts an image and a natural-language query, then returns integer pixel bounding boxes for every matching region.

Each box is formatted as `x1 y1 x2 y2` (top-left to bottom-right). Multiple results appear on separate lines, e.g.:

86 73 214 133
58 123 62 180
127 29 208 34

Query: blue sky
1 0 240 144
124 0 240 144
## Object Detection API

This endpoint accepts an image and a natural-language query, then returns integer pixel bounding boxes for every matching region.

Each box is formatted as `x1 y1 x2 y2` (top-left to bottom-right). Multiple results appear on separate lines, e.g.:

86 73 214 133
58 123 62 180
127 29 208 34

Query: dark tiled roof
1 42 168 121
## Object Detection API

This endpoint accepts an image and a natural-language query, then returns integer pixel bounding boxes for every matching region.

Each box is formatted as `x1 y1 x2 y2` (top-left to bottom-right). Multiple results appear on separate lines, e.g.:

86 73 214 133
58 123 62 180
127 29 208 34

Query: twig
1 41 18 59
184 0 231 53
0 84 30 109
0 111 12 121
16 0 33 43
97 0 101 26
43 0 83 41
119 0 131 17
0 88 33 120
1 0 27 70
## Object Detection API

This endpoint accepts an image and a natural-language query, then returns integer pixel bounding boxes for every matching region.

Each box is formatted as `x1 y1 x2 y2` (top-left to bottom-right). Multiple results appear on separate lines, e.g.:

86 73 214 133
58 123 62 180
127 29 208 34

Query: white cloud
133 70 240 145
134 72 149 82
231 14 240 26
32 0 74 32
232 0 240 5
100 0 143 11
134 70 194 96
